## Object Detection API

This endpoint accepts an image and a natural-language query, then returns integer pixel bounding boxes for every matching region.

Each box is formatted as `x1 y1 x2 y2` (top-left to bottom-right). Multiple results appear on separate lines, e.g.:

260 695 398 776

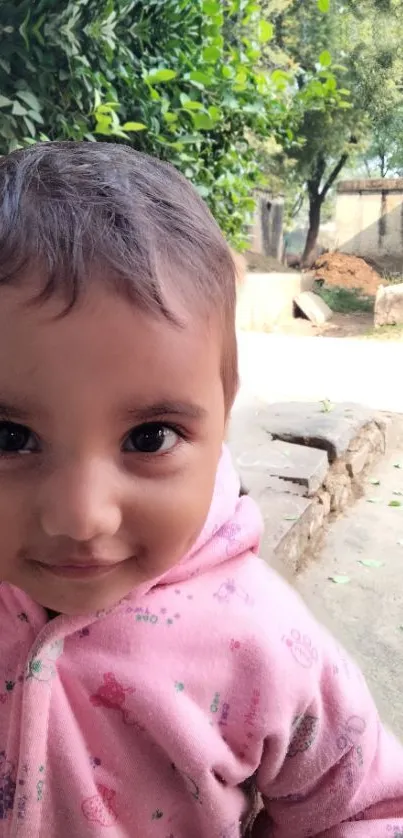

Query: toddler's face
0 283 226 614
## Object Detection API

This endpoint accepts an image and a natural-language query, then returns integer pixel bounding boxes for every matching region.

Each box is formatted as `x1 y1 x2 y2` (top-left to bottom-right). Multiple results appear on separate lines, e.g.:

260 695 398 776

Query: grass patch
315 283 374 314
362 323 403 341
382 273 403 286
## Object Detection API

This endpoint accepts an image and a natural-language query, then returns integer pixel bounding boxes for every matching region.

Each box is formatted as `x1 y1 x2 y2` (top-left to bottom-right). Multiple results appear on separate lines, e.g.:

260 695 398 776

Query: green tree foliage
343 1 403 178
262 0 357 265
263 0 403 265
0 0 291 248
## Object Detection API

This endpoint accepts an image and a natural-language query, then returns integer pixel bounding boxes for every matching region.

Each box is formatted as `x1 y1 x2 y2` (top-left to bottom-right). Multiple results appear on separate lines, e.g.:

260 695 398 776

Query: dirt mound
311 252 382 296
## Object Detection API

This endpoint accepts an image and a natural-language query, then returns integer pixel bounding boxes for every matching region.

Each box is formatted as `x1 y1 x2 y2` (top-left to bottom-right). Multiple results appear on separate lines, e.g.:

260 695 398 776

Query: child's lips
33 559 129 580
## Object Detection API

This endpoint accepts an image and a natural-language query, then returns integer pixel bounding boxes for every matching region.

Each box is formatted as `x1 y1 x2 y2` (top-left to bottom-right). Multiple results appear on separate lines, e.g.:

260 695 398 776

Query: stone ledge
229 402 387 574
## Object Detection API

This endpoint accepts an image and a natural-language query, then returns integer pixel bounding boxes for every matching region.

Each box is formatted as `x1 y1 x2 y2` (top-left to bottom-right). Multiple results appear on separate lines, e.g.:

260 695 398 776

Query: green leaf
23 115 35 137
96 104 118 115
0 94 12 108
258 20 273 43
283 515 298 521
195 184 210 197
189 71 212 87
163 112 178 123
11 101 27 116
16 90 41 111
202 46 221 62
182 100 204 111
319 50 332 67
145 69 177 84
202 0 220 12
358 560 384 569
27 110 44 125
208 105 221 121
369 479 380 486
122 122 147 131
329 575 350 585
317 0 330 11
192 112 214 130
389 500 402 508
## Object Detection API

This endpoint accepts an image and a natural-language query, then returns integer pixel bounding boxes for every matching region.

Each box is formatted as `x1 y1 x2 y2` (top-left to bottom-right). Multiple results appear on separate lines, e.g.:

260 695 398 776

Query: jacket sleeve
252 578 403 837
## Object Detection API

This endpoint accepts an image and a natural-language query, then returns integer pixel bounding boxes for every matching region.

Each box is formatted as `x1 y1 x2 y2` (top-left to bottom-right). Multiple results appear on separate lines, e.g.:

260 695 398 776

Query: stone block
375 283 403 327
294 290 333 325
324 470 352 512
257 491 313 571
257 402 383 463
235 439 328 498
347 443 370 477
317 489 331 516
309 499 326 538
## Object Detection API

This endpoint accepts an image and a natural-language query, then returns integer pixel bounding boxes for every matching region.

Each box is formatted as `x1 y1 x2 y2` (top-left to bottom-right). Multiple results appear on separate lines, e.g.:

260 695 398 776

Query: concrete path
235 332 403 740
237 332 403 413
296 421 403 740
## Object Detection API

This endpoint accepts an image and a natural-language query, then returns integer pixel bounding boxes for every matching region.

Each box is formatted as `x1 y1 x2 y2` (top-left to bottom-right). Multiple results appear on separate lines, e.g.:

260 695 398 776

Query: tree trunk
301 192 322 268
301 152 349 268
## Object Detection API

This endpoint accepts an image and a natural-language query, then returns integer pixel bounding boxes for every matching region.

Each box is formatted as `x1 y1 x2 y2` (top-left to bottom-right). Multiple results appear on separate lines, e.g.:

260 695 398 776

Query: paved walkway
235 333 403 740
296 422 403 740
237 332 403 413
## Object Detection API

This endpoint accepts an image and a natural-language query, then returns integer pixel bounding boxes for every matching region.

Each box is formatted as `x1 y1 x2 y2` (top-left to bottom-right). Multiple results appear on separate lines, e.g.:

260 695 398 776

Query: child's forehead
0 284 222 404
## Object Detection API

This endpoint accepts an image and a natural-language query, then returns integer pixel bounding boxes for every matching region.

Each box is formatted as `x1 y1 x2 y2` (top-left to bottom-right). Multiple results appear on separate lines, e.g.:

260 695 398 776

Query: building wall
335 179 403 272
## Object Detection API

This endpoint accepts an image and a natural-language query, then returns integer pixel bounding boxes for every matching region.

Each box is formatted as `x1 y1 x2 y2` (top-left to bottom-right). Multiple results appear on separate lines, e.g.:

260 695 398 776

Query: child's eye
0 421 38 455
123 423 180 455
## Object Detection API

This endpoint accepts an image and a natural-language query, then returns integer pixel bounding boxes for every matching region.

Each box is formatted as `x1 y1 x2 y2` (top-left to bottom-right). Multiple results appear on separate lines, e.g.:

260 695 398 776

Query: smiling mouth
33 560 127 580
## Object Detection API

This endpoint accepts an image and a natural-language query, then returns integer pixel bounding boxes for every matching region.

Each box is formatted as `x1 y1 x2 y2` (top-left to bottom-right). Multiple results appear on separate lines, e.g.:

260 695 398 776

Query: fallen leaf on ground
393 490 403 496
284 515 298 521
394 463 402 469
366 498 381 504
389 500 402 508
358 559 384 569
369 478 380 486
329 575 351 585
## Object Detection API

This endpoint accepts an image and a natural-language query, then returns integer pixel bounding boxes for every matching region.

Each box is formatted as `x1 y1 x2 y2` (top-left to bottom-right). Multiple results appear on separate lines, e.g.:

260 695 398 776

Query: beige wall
335 180 403 271
236 272 313 331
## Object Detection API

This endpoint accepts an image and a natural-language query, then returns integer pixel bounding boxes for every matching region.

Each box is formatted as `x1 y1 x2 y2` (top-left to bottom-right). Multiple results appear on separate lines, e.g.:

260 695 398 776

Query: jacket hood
158 445 263 586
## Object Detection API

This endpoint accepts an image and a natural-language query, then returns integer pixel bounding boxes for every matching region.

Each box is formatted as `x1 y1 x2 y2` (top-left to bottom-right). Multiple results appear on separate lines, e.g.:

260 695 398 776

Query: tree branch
291 191 304 218
320 152 349 200
308 154 326 199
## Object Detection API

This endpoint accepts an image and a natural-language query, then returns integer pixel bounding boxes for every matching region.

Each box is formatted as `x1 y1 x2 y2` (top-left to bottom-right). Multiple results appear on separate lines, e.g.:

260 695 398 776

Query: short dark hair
0 141 238 409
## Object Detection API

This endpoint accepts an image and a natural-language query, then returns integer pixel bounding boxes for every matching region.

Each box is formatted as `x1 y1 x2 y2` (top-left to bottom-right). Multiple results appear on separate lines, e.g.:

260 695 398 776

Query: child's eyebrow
122 401 208 423
0 400 34 422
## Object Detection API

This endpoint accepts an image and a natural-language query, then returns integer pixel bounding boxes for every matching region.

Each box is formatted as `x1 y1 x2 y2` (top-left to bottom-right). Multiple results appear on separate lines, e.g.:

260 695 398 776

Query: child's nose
38 459 122 541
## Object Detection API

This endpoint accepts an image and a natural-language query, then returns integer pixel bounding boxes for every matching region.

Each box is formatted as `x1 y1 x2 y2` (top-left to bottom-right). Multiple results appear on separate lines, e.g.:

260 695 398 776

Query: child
0 142 401 838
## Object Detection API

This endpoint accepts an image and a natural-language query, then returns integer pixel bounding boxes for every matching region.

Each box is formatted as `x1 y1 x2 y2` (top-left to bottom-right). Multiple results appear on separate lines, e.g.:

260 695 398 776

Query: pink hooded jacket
0 448 402 837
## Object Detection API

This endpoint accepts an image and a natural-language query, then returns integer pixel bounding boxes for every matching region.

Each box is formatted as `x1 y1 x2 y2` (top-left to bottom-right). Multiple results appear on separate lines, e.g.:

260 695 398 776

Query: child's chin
34 579 136 618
